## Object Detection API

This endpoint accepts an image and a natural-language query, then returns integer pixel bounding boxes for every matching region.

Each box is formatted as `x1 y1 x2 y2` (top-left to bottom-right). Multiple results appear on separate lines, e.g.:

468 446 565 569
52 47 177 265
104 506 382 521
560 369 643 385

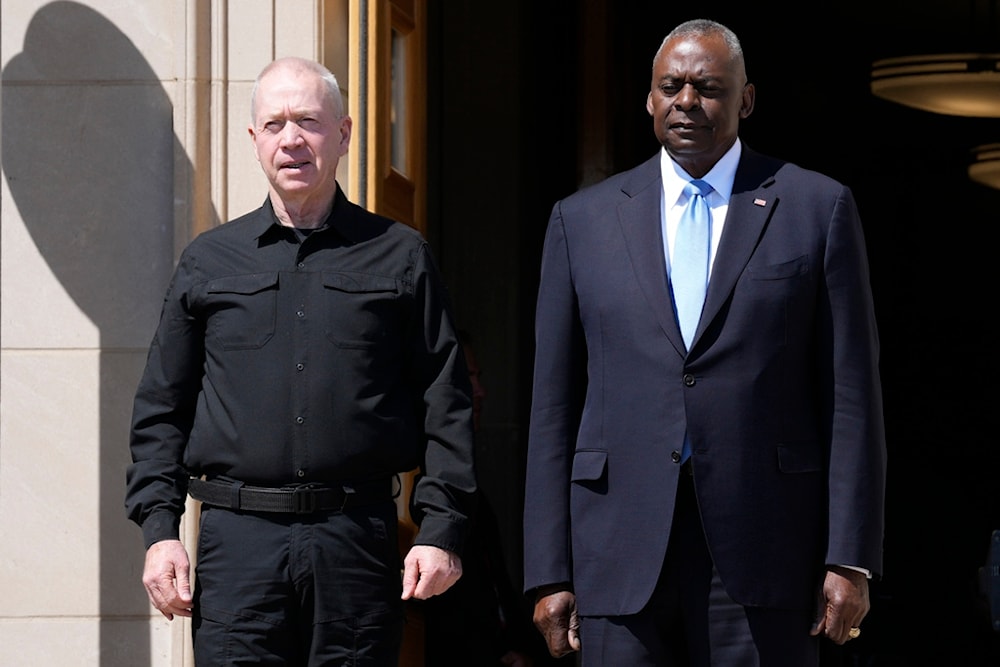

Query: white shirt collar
659 139 742 205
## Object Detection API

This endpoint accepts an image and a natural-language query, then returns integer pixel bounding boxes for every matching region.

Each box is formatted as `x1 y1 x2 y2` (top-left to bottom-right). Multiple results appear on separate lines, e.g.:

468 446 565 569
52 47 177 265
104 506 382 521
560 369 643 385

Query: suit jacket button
671 451 681 463
683 373 696 387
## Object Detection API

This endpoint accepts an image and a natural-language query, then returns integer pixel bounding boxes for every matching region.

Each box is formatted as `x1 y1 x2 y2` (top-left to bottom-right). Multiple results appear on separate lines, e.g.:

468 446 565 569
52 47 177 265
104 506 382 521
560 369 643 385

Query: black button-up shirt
126 189 475 550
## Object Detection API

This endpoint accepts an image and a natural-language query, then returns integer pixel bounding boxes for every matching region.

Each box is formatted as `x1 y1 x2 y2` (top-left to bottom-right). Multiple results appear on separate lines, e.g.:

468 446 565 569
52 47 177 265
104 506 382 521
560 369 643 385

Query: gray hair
250 57 345 121
654 19 745 74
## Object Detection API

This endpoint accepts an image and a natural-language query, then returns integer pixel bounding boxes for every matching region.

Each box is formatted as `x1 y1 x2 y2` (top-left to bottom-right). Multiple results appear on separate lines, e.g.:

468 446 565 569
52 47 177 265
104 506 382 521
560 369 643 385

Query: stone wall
0 2 349 664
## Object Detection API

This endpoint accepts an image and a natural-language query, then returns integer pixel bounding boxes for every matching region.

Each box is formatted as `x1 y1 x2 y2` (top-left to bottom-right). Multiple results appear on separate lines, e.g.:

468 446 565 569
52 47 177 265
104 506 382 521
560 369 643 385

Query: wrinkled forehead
654 35 744 81
255 67 336 117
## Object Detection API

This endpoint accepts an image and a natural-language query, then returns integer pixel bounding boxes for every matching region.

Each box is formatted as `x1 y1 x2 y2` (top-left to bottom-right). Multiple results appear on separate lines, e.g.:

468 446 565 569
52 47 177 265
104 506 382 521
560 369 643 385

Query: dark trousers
578 471 819 667
191 502 404 666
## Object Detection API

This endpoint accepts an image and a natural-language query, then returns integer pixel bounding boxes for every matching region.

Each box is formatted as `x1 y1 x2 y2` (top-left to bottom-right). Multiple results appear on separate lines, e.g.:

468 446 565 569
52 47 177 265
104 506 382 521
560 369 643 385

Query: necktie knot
684 179 712 201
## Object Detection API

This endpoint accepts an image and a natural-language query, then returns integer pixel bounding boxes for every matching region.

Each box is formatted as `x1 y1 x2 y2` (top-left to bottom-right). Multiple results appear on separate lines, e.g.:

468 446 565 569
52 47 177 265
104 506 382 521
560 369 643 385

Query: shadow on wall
2 2 217 664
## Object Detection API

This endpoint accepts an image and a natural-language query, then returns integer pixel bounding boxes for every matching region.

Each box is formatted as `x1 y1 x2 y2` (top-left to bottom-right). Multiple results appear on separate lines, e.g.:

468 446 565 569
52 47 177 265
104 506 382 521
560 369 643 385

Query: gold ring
848 627 861 639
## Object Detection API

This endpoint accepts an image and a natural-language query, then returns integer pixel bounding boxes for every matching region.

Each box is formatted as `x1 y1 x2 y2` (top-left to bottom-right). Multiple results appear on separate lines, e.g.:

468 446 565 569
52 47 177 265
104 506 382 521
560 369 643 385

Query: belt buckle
291 485 318 514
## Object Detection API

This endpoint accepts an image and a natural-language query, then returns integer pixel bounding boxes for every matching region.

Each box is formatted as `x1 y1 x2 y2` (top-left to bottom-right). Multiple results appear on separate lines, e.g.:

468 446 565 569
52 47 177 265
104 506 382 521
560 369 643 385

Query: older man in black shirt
125 56 476 665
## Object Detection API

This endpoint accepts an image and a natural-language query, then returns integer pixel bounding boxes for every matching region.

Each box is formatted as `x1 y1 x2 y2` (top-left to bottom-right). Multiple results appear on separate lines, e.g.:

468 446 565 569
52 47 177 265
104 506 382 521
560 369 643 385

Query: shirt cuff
141 510 181 549
836 564 872 579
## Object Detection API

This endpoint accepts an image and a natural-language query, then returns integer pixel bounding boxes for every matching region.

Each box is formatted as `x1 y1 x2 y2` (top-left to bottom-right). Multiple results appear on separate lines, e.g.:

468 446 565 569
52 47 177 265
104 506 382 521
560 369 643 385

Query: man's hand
533 588 580 658
400 545 462 600
810 565 870 645
142 539 193 621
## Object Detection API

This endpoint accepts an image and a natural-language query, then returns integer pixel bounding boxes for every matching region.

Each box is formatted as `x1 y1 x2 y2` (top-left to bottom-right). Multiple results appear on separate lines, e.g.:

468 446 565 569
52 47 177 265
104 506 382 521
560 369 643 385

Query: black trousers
191 501 404 666
578 471 820 667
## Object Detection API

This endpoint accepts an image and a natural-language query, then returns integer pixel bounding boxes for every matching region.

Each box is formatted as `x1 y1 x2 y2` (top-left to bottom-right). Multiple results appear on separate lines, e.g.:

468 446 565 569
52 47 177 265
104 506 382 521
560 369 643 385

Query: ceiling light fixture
871 0 1000 118
870 54 1000 117
969 143 1000 189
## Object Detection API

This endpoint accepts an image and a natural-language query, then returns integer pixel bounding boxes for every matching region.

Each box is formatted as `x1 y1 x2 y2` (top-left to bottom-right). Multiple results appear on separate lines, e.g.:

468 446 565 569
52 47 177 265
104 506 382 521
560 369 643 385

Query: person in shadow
420 330 552 667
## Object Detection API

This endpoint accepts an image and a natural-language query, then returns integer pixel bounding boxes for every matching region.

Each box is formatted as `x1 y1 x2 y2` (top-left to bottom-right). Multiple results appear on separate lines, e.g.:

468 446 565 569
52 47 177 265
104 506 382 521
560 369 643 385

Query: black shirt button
297 469 306 477
295 416 305 424
671 451 682 463
683 373 696 387
296 363 305 371
297 310 305 318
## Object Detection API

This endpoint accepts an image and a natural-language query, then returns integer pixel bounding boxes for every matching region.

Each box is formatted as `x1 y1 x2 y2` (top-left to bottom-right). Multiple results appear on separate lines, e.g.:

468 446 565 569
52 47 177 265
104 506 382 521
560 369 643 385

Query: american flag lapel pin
753 198 767 207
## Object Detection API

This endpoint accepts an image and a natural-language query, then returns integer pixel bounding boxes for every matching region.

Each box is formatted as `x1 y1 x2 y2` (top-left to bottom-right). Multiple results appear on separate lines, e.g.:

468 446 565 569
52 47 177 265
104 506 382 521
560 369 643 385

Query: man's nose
279 122 304 146
674 83 700 109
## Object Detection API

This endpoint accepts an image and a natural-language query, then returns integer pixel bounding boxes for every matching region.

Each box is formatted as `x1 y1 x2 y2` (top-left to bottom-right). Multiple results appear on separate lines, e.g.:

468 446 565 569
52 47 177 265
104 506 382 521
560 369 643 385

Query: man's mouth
282 161 309 169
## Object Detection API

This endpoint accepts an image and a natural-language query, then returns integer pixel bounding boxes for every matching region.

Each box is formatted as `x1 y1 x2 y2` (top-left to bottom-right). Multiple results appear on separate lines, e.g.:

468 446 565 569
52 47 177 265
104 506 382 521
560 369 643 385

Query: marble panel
275 0 321 61
1 351 100 616
228 0 276 83
1 81 175 350
0 616 178 667
1 1 179 84
228 81 271 220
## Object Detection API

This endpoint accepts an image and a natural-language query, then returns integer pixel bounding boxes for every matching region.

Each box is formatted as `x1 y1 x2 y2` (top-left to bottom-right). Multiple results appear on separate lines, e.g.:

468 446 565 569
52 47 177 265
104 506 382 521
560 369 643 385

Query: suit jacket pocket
571 449 608 495
776 442 822 473
748 255 809 281
571 449 608 483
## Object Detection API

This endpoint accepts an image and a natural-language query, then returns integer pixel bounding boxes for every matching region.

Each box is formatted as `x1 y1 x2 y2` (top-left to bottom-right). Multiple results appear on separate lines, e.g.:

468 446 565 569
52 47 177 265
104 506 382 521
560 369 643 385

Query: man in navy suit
523 19 886 666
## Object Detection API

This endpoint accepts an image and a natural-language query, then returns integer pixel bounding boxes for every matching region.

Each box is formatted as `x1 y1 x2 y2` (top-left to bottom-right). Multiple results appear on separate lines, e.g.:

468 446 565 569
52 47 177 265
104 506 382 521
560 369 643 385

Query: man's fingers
533 591 580 657
142 540 193 620
568 607 581 650
175 568 192 603
400 545 462 600
400 563 418 600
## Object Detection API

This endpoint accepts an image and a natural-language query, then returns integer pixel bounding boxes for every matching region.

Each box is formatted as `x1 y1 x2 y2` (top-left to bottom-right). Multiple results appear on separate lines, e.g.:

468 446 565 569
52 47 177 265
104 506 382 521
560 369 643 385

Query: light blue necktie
673 180 712 465
672 179 713 350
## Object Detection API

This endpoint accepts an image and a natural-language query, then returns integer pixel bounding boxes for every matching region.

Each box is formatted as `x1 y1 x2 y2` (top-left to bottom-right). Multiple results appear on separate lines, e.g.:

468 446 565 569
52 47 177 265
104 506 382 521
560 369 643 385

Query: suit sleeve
523 202 589 594
821 186 887 576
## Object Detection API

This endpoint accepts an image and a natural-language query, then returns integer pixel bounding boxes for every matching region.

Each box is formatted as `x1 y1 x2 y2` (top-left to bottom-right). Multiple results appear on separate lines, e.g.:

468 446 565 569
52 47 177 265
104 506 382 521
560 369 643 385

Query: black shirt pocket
321 271 400 349
205 272 279 350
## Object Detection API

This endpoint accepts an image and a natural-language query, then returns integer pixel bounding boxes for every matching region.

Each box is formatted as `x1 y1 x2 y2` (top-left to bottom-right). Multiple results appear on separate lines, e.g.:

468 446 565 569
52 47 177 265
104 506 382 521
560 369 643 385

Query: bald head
251 57 344 122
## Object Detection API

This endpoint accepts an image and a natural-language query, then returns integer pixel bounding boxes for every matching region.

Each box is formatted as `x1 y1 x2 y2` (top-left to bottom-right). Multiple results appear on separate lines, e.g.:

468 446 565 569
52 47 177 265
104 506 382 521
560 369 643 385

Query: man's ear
646 92 654 116
338 116 353 155
248 125 260 161
740 83 755 119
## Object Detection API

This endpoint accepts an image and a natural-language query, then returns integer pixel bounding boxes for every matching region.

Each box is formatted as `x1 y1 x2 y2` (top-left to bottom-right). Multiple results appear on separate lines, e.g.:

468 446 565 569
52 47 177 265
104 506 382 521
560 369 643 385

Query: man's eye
298 118 320 130
264 120 284 133
660 85 679 95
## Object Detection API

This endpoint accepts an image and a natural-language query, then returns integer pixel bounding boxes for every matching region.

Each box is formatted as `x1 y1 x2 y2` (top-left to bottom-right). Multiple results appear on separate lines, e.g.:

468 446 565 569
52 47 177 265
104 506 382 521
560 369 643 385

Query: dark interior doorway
428 2 1000 664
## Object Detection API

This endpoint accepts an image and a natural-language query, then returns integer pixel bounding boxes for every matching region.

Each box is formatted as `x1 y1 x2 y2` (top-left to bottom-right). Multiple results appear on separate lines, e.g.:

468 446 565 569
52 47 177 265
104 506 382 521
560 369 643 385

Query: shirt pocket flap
322 271 398 294
207 272 279 295
571 449 608 482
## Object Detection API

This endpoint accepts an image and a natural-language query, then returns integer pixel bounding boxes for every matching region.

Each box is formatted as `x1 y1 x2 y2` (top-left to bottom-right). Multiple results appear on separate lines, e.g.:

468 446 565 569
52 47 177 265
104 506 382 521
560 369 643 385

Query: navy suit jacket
523 145 887 616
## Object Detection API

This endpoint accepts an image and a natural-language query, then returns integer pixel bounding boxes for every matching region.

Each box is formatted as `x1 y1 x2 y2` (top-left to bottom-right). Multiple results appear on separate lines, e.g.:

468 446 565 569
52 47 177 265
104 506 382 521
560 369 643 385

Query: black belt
189 476 396 514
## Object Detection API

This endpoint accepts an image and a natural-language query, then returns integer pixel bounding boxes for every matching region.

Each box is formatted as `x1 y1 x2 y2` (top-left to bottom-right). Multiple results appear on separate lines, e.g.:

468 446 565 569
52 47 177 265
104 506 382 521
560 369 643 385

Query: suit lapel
698 150 779 344
615 150 783 355
616 155 687 356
